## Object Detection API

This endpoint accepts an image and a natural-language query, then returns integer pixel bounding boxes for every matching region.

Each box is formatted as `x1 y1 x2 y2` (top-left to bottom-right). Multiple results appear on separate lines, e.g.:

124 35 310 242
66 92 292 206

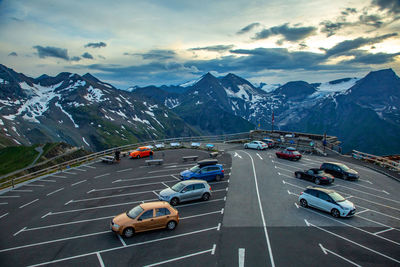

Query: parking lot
0 144 399 266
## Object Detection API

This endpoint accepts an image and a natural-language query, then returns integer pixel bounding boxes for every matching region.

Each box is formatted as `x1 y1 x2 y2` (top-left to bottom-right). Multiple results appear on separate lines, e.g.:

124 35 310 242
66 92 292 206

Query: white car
299 187 356 217
244 141 267 150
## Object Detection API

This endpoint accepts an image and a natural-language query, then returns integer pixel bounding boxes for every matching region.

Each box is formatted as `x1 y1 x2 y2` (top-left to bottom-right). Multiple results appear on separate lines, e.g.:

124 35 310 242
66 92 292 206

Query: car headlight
113 224 120 230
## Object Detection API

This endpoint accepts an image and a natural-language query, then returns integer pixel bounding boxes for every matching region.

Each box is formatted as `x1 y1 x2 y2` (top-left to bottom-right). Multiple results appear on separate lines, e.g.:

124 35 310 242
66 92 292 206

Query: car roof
140 201 170 209
138 146 150 149
306 186 335 194
324 162 348 167
197 159 218 166
286 147 296 151
179 179 209 185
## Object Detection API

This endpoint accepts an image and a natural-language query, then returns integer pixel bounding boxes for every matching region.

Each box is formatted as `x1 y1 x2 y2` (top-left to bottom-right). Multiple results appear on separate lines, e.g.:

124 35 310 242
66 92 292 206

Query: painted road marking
319 243 361 266
63 171 77 175
96 253 105 267
144 247 215 267
234 152 242 159
19 199 39 209
242 150 275 267
71 180 87 186
94 173 110 179
50 175 66 178
0 196 20 198
12 190 33 192
117 168 132 173
46 188 64 196
40 179 56 183
24 184 44 187
13 227 27 236
118 235 127 247
113 174 178 183
239 248 245 267
0 213 9 219
256 153 263 160
88 180 176 193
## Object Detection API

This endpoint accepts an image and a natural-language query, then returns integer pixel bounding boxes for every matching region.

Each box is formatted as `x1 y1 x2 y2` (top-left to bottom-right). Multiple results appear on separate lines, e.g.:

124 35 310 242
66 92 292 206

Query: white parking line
40 179 56 183
301 206 400 246
256 153 263 160
67 189 163 204
13 227 27 236
113 174 179 183
0 213 9 219
274 166 293 173
74 168 87 172
63 171 77 175
11 190 33 192
336 185 398 204
88 180 176 193
117 168 132 173
144 247 215 267
26 226 218 267
118 235 127 247
374 228 394 235
43 198 158 217
0 202 8 205
94 173 110 179
180 210 222 220
83 165 96 169
149 167 188 174
170 175 180 181
96 253 105 267
319 243 361 267
355 208 369 215
239 248 245 267
162 182 169 188
211 244 216 255
19 199 39 209
177 198 225 208
71 180 87 186
46 188 64 196
340 182 389 195
242 150 275 267
152 191 160 197
25 216 114 232
272 160 300 169
0 195 20 198
305 219 400 264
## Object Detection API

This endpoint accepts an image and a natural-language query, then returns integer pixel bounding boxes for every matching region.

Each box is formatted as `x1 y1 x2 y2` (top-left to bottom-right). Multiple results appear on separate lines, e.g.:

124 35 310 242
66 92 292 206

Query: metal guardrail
0 132 250 189
352 150 400 173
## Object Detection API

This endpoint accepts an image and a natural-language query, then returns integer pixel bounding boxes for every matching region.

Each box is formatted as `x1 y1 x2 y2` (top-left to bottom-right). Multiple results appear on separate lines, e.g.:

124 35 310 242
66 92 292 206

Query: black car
294 168 334 185
320 162 359 180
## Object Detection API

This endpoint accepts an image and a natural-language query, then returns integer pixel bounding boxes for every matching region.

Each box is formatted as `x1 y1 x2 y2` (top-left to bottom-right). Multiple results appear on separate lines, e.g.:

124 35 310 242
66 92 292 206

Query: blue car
180 159 224 182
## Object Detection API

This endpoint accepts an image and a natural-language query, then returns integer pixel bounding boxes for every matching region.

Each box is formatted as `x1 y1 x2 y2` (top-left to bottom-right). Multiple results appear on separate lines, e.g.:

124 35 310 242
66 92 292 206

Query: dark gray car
158 180 211 206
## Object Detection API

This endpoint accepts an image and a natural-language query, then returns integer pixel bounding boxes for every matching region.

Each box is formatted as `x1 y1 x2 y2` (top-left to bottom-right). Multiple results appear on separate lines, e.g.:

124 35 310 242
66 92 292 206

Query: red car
130 147 153 159
276 147 302 161
263 138 275 148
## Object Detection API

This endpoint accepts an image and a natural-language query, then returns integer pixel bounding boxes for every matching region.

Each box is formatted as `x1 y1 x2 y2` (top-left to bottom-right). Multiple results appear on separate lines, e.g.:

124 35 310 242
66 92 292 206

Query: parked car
262 138 275 148
320 162 359 180
129 147 153 159
276 147 302 161
111 201 179 238
299 187 356 218
159 180 212 206
294 169 334 185
180 159 224 182
244 140 267 150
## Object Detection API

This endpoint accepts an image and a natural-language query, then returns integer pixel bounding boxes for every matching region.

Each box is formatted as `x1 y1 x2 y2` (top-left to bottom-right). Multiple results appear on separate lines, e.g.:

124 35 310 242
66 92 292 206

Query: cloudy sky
0 0 399 88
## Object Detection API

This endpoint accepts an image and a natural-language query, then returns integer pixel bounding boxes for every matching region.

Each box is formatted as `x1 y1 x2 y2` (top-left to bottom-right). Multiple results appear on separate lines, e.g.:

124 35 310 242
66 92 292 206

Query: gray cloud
70 56 81 62
359 13 384 27
343 50 400 64
33 45 69 60
372 0 400 14
325 33 398 56
320 21 352 37
341 8 357 16
8 52 17 56
189 45 234 52
124 49 177 61
252 23 317 42
237 23 261 34
82 52 94 59
84 42 107 48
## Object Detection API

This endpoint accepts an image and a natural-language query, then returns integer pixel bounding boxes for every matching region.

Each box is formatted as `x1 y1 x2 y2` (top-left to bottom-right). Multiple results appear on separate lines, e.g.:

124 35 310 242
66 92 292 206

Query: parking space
0 148 231 266
225 147 400 266
1 144 399 266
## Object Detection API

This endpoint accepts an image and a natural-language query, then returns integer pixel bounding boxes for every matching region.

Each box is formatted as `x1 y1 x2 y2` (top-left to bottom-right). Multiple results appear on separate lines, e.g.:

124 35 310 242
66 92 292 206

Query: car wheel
296 173 301 179
257 146 261 150
215 175 221 182
331 208 340 218
170 198 179 206
244 145 248 149
343 174 348 180
202 193 210 201
315 178 321 185
167 220 177 230
123 227 134 238
300 199 308 207
136 155 140 159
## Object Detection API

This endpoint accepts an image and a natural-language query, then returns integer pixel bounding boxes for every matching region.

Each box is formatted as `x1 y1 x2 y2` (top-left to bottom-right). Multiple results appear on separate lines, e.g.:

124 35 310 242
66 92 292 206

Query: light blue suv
299 187 356 218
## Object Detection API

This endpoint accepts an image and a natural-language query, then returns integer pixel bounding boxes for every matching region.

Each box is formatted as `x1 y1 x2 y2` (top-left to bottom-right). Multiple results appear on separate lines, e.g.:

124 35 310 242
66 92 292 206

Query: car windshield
316 170 325 174
329 192 346 202
190 165 200 172
171 183 186 192
127 205 144 219
339 164 350 171
135 148 141 151
293 151 300 155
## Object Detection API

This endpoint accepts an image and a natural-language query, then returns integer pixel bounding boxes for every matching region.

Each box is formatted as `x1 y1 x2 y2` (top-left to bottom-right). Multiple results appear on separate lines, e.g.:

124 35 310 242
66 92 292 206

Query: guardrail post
12 179 14 188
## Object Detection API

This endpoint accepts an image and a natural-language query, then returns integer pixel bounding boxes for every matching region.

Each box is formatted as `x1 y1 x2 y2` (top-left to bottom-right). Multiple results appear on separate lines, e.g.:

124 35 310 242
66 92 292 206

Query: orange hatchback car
111 201 179 238
129 146 153 159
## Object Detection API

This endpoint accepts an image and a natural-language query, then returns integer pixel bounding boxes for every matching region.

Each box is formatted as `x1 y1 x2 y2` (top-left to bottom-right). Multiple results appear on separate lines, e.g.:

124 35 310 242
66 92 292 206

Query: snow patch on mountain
84 86 104 102
55 102 79 128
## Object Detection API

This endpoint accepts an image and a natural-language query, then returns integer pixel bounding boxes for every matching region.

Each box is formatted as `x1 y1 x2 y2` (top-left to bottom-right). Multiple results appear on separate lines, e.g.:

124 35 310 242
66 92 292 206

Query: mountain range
1 63 399 155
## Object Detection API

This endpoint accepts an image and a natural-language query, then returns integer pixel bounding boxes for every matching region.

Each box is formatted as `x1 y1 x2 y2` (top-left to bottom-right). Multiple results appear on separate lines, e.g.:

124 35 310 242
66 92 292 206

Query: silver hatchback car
158 180 212 206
